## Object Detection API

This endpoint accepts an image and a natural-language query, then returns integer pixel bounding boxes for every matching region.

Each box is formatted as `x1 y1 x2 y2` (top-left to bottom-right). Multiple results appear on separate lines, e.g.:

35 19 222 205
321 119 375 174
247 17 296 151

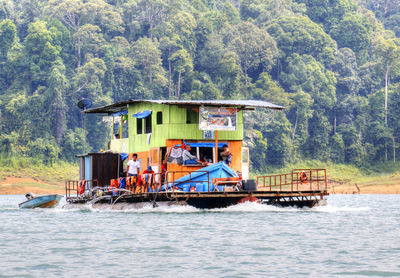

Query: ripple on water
335 270 400 276
0 194 399 277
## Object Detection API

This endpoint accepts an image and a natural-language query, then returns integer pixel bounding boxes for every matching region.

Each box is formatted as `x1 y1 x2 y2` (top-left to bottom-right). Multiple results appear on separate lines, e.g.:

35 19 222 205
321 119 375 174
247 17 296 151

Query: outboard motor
25 192 36 200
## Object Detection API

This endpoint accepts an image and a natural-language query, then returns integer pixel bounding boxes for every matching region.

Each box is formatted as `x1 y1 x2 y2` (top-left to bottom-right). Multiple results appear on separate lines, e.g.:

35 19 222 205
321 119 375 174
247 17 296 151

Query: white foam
310 204 371 213
52 200 372 214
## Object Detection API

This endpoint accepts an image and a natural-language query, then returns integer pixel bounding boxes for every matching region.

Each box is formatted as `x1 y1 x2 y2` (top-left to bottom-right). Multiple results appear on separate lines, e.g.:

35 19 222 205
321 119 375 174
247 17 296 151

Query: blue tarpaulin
161 162 238 192
120 153 129 162
132 110 152 119
111 110 128 116
175 142 228 148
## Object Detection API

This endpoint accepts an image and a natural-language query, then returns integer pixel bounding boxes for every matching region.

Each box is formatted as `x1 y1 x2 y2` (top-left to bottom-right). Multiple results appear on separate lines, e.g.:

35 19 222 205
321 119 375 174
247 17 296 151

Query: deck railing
65 179 98 199
257 169 327 192
65 169 327 199
164 170 211 192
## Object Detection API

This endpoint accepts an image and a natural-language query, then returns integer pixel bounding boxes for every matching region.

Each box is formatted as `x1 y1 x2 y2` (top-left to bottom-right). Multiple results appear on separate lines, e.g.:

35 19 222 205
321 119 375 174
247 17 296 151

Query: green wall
128 103 243 153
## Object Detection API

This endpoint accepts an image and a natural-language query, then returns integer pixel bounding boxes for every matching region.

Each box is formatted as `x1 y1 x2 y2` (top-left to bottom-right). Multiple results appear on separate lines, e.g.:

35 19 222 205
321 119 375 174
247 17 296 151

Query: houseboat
65 100 328 209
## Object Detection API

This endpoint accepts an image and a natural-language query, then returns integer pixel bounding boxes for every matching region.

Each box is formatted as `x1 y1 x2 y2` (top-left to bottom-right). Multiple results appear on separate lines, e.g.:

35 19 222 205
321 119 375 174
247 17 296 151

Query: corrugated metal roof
84 99 285 114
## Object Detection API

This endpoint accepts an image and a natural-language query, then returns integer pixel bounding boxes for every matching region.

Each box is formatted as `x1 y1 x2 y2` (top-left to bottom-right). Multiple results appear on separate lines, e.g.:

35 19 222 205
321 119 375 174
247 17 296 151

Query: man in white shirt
126 153 141 178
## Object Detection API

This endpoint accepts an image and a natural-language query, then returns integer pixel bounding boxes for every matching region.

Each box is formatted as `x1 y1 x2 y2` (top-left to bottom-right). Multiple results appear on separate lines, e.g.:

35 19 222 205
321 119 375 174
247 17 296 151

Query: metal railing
65 179 98 199
257 169 327 192
164 171 211 192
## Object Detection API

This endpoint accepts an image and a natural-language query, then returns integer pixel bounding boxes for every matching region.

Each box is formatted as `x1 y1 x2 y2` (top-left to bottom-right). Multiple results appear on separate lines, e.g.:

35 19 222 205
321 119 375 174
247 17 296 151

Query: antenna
77 98 92 153
77 98 92 111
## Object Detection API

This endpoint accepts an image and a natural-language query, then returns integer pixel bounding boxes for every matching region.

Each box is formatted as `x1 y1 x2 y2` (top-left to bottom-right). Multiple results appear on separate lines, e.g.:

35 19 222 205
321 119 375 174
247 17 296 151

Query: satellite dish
77 98 92 110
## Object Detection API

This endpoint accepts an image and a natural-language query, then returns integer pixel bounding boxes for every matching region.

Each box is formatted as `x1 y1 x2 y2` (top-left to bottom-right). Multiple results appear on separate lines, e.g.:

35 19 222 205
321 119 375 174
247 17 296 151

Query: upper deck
85 99 284 154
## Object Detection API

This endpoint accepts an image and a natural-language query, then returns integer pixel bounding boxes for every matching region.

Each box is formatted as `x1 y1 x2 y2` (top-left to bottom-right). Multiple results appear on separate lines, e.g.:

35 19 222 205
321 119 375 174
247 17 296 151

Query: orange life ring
300 172 308 183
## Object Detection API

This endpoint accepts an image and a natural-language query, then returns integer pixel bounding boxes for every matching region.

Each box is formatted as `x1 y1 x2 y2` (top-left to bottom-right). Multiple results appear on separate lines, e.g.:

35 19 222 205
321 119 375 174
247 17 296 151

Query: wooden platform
66 190 328 209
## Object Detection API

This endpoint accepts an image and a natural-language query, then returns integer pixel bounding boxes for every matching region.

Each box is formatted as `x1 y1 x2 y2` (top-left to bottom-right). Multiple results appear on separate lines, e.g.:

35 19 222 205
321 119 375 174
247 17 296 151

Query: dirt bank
328 182 400 194
0 177 65 195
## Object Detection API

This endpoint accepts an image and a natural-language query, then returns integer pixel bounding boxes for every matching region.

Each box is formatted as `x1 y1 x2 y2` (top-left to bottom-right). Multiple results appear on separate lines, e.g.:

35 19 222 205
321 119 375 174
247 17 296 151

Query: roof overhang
84 99 285 115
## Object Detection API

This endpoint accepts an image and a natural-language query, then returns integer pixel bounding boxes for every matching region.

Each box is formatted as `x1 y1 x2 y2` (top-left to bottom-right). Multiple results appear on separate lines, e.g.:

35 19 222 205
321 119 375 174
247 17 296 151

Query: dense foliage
1 0 400 171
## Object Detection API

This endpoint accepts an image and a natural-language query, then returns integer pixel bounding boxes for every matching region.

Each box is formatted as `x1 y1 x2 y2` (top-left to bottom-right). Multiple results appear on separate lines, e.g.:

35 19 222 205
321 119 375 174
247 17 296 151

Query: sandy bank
0 177 65 195
1 176 399 195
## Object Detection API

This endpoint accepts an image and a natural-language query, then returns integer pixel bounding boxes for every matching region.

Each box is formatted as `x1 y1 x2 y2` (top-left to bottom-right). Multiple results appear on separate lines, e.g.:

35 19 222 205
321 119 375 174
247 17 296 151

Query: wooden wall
128 139 243 177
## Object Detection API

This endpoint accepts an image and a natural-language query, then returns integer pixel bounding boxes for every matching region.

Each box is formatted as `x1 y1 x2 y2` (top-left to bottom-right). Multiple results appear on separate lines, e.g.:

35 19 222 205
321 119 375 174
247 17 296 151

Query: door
149 148 160 183
149 147 160 173
241 147 249 181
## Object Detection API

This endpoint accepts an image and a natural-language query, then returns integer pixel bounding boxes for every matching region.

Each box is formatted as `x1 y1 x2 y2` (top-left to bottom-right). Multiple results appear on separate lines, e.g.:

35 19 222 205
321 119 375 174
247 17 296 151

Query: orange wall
128 139 243 175
165 139 242 172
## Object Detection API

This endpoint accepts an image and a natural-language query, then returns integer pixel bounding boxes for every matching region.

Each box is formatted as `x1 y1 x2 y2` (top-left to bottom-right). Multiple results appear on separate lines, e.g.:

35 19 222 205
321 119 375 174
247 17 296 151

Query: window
157 111 163 124
122 118 128 138
186 109 199 124
137 118 143 134
198 147 214 163
145 114 152 133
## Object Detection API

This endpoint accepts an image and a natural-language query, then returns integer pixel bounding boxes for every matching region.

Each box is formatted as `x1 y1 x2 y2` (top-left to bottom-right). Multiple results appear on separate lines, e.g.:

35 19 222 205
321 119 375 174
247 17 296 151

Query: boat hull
19 195 63 209
65 191 327 209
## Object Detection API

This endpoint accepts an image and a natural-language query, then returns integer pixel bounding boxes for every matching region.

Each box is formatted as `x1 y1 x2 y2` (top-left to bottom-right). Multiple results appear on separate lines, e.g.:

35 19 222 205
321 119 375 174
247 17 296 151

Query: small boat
19 193 63 209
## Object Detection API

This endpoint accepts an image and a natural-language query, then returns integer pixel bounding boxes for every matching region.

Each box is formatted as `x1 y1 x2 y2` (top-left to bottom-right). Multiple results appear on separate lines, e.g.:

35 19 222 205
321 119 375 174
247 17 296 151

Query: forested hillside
1 0 400 172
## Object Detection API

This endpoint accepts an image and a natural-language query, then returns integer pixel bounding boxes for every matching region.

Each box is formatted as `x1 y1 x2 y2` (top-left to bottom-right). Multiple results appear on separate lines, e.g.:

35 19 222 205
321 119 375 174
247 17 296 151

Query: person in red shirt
161 160 167 184
137 166 155 193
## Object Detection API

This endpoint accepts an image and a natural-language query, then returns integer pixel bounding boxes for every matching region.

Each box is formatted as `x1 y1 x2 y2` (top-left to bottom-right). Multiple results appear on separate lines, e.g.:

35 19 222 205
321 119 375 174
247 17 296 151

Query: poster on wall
199 106 237 131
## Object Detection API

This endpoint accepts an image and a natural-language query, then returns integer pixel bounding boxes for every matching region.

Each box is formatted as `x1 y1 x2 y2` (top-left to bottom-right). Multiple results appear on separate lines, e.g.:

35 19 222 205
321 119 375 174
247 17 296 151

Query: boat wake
57 200 371 214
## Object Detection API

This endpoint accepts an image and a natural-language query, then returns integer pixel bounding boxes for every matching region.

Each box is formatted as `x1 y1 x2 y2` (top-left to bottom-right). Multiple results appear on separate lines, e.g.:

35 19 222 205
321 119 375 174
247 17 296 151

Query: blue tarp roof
111 110 128 116
120 153 129 162
175 142 229 148
132 110 152 119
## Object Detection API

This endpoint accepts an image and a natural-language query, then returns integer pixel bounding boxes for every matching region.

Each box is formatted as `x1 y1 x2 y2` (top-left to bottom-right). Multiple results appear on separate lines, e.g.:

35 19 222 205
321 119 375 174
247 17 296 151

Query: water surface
0 195 399 277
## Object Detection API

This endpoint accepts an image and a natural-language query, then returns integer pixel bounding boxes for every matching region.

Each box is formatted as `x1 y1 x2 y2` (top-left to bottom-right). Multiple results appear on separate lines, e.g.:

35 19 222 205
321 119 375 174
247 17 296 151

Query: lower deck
66 190 328 209
66 168 328 209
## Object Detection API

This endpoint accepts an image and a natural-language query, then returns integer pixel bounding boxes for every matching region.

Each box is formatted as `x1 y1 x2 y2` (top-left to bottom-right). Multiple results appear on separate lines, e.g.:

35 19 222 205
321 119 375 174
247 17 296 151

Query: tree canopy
1 0 400 171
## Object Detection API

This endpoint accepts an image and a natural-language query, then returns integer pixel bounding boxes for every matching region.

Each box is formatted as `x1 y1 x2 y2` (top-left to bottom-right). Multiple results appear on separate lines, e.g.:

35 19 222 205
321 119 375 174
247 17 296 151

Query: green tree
225 22 277 86
372 36 400 125
170 48 193 98
131 37 167 90
330 13 372 53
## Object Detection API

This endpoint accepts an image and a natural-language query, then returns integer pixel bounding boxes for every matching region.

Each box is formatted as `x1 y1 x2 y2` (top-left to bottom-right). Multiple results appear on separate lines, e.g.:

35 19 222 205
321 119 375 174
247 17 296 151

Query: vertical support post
215 130 218 164
112 116 115 140
208 172 210 192
291 170 293 192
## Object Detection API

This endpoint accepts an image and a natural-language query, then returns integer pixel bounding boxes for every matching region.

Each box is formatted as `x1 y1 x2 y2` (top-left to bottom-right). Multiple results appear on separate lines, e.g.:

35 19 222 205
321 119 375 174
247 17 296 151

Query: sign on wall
203 130 214 139
199 106 237 131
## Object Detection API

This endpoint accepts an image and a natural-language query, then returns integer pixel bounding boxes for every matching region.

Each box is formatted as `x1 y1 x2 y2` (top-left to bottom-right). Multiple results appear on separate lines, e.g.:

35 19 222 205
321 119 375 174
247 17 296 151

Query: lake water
0 195 399 278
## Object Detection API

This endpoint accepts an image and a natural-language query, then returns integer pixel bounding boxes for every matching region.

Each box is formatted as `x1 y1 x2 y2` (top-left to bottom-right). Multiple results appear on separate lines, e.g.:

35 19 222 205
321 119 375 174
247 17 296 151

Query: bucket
242 179 257 191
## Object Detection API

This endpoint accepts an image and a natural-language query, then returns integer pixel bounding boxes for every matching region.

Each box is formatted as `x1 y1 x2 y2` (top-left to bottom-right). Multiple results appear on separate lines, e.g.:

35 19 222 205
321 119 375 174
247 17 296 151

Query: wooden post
215 130 218 163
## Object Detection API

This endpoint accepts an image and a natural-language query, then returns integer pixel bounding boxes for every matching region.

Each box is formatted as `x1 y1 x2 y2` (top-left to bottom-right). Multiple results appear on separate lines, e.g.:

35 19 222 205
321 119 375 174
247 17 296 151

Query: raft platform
65 169 328 209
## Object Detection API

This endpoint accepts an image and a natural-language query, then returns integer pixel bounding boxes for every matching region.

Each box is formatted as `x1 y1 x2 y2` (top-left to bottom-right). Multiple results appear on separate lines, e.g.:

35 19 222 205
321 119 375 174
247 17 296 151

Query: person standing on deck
126 153 140 178
220 144 232 167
